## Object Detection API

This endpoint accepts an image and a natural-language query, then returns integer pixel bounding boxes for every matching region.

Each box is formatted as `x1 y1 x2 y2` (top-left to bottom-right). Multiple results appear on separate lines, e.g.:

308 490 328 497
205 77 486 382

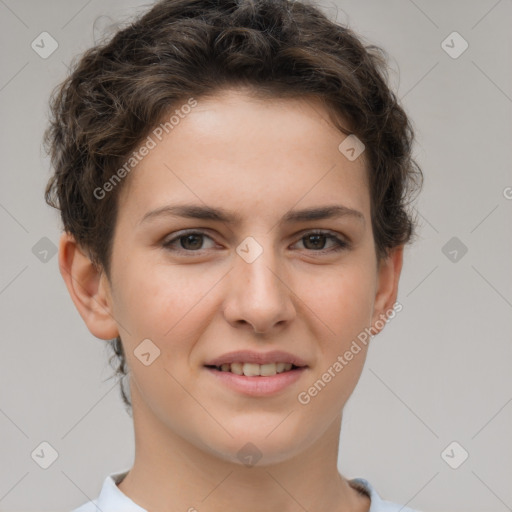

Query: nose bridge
240 236 280 291
225 234 295 332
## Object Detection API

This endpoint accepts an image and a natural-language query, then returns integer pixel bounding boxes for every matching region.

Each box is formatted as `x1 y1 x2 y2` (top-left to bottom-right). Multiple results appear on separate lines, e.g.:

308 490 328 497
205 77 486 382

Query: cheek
295 268 373 419
114 260 217 420
297 260 376 348
114 257 222 339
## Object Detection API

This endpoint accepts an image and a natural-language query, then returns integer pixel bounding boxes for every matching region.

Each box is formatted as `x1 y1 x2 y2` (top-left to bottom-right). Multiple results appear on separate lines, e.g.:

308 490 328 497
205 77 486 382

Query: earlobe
370 246 404 336
58 232 119 340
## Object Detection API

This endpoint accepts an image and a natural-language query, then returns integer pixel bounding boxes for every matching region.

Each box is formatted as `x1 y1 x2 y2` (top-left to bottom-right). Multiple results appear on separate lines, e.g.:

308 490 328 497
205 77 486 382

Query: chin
197 421 311 467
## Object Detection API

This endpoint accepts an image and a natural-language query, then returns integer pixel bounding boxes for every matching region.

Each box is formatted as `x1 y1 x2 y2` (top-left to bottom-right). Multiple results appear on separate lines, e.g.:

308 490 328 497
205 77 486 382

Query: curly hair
44 0 423 412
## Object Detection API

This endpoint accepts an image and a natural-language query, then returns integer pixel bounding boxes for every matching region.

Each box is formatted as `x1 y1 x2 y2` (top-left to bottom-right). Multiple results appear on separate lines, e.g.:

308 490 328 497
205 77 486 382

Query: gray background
0 1 511 511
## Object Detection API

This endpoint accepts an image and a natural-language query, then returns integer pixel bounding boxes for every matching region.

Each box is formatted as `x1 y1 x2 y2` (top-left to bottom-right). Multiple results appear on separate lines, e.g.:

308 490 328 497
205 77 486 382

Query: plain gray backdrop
0 1 511 511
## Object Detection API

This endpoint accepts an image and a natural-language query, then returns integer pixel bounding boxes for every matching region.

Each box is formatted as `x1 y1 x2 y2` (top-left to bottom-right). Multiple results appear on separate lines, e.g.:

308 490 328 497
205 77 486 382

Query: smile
204 364 307 396
205 362 300 376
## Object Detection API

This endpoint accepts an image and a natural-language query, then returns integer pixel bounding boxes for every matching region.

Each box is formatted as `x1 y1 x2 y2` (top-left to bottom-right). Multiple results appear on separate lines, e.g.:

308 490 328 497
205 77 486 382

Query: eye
162 229 350 256
162 231 216 253
293 230 350 253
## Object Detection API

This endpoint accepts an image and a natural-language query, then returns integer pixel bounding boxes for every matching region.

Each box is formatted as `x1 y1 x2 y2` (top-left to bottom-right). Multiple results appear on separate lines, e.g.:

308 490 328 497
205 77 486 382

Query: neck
118 387 370 512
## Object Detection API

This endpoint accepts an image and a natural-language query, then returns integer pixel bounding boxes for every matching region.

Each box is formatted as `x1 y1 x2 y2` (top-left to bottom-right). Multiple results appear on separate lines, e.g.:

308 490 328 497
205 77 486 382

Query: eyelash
162 229 350 255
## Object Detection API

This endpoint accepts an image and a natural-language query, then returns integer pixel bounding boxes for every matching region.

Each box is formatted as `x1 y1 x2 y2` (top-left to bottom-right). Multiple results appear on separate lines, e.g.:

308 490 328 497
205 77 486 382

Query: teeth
230 362 243 375
243 363 261 377
217 362 295 375
260 363 277 376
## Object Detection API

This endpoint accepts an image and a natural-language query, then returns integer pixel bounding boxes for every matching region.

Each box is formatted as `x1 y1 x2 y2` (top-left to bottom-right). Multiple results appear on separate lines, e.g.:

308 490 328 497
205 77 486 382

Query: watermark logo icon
31 441 59 469
134 338 161 366
441 441 469 469
31 32 58 59
442 236 468 263
236 237 263 264
441 31 468 59
338 134 365 161
32 237 58 263
237 442 262 467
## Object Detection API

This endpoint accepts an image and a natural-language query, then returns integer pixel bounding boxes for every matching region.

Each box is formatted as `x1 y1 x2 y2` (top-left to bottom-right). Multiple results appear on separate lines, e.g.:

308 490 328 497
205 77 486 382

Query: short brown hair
44 0 423 411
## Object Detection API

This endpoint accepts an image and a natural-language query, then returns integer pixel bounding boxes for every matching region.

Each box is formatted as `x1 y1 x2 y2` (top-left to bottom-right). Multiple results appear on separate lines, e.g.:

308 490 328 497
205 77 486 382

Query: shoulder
349 478 422 512
69 469 145 512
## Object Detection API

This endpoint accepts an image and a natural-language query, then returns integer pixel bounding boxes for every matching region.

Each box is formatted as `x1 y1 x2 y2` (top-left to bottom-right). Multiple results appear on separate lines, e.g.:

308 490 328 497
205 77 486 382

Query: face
95 88 401 464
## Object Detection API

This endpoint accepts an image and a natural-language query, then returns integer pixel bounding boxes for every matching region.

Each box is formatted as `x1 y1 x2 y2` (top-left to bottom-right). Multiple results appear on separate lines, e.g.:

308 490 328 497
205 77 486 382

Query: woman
44 1 423 510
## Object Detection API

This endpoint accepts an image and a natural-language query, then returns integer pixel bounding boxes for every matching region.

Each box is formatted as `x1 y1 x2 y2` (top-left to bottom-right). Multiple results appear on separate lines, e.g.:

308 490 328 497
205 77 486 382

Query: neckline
109 471 374 511
348 478 372 499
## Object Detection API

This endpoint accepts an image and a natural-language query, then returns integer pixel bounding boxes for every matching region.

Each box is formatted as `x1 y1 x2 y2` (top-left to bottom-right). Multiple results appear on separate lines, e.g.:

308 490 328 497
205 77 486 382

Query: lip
204 350 308 367
205 366 307 396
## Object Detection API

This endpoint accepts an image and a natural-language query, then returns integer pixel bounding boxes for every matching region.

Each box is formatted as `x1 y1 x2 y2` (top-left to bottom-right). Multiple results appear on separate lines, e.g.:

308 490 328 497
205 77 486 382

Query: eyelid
162 228 350 254
294 228 349 242
162 229 217 250
292 229 350 252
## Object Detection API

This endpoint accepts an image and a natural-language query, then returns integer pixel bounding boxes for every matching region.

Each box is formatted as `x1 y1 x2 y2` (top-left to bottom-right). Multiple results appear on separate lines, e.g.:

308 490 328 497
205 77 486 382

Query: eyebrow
139 203 365 226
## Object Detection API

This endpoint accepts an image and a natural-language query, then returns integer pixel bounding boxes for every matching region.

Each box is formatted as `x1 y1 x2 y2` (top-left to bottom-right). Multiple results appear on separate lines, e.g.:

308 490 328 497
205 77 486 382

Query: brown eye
303 233 328 250
163 231 216 253
180 233 204 250
295 231 349 253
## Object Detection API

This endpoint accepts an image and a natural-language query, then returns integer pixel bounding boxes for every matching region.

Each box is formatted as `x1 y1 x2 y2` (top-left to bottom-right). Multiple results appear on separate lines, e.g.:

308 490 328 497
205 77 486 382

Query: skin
59 88 403 512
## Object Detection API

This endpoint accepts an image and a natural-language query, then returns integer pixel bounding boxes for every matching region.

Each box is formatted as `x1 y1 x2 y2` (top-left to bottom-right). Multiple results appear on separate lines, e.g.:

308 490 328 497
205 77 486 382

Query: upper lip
204 350 308 367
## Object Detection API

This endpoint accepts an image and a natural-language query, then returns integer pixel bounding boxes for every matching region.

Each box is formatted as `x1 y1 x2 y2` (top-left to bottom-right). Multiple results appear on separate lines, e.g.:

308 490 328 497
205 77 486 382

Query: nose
222 239 296 335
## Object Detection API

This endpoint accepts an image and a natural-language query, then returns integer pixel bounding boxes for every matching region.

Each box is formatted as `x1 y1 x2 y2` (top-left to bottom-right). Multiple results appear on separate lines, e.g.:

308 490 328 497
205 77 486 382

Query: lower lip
204 367 307 396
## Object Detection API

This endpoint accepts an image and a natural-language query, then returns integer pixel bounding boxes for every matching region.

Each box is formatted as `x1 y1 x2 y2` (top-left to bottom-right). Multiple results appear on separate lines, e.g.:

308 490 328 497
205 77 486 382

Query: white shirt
72 470 422 512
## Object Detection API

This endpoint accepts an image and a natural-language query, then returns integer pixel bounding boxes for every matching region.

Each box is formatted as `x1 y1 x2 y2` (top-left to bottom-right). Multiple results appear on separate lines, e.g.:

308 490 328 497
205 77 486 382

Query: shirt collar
95 471 388 512
349 478 418 512
349 477 383 511
95 469 146 511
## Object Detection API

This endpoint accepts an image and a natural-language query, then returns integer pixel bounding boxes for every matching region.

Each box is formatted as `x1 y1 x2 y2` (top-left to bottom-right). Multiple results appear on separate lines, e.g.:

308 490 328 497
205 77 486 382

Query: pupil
181 234 202 250
305 234 325 250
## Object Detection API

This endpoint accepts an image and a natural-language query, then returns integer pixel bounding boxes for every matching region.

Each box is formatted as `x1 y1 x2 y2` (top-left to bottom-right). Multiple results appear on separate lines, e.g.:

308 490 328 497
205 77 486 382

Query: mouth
204 362 303 376
203 350 308 395
203 353 308 396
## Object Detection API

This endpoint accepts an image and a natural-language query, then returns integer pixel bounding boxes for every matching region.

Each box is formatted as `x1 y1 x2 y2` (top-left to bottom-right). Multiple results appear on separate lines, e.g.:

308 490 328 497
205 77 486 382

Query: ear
58 232 119 340
370 245 404 336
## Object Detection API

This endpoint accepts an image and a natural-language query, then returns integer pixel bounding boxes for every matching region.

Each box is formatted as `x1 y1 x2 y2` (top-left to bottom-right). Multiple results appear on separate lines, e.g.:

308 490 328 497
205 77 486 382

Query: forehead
116 89 370 222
